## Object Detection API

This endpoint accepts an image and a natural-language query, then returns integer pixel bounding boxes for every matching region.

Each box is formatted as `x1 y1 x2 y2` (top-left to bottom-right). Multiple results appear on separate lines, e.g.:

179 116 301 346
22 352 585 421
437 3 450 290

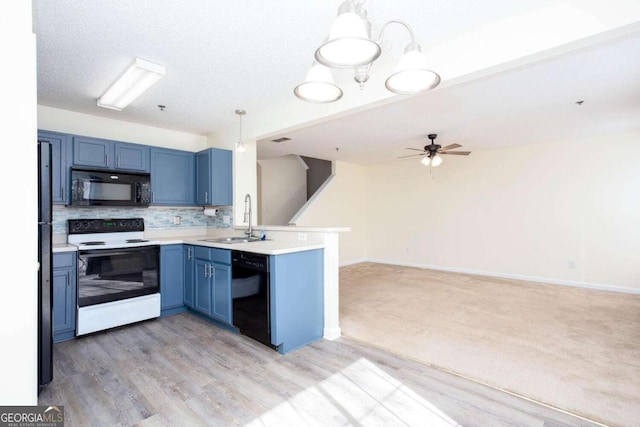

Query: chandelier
294 0 440 103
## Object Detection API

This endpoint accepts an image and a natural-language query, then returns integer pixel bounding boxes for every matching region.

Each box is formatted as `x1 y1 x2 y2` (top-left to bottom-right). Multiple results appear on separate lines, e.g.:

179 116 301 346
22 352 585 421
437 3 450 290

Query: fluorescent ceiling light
97 58 165 111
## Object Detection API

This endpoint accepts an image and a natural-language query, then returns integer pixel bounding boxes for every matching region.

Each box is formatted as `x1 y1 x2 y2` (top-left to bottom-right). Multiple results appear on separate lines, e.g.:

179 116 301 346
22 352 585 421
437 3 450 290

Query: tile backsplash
52 205 233 235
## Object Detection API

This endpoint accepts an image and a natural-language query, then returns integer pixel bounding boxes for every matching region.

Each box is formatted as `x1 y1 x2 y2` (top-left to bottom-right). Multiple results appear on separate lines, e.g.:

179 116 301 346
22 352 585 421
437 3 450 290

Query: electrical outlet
223 215 230 224
298 233 307 241
568 258 577 269
173 216 181 225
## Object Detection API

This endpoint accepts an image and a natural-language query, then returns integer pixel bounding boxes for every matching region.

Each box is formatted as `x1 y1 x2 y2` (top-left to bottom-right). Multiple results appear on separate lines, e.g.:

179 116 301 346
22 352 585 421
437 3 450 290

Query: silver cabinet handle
204 263 209 277
188 247 192 260
205 191 208 203
106 153 109 166
152 192 155 203
67 271 70 285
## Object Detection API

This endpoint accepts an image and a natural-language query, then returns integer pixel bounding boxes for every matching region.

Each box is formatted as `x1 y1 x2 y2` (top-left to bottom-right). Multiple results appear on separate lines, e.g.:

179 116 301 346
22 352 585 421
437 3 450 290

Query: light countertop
53 235 324 256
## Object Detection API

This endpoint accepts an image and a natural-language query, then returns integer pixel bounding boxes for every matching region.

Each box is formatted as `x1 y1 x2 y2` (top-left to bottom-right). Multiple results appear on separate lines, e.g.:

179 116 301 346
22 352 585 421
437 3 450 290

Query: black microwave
70 168 151 207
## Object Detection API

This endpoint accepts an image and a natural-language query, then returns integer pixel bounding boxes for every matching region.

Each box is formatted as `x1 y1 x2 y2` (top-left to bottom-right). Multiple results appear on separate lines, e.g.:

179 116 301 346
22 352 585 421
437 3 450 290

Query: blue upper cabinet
115 141 150 171
38 130 71 205
150 147 196 205
196 148 233 206
73 136 150 172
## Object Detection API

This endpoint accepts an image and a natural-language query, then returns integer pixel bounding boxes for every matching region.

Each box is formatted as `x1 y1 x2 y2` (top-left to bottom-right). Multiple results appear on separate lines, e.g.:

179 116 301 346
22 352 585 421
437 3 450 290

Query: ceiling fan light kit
400 133 471 167
295 0 440 103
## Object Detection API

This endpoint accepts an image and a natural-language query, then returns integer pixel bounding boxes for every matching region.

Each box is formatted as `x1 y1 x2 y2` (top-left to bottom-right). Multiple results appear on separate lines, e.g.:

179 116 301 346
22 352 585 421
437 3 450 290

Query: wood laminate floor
39 313 604 427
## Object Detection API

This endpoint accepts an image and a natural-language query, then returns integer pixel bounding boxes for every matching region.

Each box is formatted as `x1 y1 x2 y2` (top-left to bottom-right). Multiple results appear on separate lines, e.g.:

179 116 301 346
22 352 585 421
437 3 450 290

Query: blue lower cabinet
160 245 186 316
194 258 212 315
270 249 324 354
210 262 231 324
190 246 232 325
53 253 76 343
184 245 195 307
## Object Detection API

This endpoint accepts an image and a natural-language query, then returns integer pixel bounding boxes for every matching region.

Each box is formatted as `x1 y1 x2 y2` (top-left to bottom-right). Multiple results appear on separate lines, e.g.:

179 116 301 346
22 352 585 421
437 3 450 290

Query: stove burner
126 239 149 243
81 241 106 246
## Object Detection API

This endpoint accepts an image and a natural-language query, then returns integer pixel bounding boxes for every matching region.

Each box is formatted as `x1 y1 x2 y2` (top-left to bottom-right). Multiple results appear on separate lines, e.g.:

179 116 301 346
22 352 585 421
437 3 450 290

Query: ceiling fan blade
397 153 426 159
439 143 462 151
440 151 471 155
405 148 425 152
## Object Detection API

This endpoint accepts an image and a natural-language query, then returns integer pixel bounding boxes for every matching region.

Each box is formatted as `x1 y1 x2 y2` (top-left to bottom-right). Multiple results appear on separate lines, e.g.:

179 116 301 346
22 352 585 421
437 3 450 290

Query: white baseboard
360 258 640 295
323 326 342 340
339 258 368 267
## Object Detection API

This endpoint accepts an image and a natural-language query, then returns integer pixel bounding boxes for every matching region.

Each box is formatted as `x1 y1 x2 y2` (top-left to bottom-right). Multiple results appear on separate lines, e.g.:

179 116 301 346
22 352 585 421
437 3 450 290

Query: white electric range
68 218 161 336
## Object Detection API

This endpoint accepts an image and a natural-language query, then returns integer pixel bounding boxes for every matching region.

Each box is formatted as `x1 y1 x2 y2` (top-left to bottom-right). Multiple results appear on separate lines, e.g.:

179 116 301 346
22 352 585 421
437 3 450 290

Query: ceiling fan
399 134 471 167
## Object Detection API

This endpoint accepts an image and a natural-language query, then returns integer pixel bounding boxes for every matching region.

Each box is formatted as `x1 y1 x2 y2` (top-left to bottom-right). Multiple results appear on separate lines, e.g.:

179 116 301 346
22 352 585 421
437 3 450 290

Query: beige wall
38 105 207 151
295 161 367 265
365 129 640 290
258 155 308 225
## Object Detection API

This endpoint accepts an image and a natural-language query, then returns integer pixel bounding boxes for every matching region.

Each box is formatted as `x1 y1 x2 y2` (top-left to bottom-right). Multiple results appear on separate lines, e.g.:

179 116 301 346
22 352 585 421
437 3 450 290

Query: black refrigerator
38 140 53 389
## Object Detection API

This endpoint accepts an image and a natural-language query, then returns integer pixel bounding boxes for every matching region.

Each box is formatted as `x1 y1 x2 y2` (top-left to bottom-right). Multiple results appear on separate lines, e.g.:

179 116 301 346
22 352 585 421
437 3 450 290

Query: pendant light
235 109 246 153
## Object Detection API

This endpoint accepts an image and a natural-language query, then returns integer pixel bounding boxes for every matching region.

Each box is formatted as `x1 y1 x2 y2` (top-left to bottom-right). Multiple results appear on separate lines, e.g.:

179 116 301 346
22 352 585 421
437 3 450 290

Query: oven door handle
79 245 159 257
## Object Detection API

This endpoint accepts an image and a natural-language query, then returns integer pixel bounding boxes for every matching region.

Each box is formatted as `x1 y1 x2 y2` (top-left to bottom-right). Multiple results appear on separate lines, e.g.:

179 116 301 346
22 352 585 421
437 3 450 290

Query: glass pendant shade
315 12 381 68
431 153 443 167
236 140 246 153
385 49 441 95
420 156 431 166
294 64 343 103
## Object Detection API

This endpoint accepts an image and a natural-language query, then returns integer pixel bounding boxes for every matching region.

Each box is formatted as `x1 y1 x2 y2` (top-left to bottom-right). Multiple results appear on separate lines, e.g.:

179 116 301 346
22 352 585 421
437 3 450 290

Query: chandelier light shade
420 156 431 166
385 45 441 95
294 64 343 103
296 1 440 103
235 109 246 153
315 11 381 68
97 58 165 111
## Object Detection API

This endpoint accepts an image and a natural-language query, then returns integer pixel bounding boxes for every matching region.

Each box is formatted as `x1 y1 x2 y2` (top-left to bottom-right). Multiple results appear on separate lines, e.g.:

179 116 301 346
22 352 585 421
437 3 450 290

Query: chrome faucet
243 193 253 237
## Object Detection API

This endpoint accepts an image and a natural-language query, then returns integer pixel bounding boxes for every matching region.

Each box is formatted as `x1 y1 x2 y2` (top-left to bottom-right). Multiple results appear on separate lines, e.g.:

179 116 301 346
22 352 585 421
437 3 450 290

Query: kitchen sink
199 236 263 244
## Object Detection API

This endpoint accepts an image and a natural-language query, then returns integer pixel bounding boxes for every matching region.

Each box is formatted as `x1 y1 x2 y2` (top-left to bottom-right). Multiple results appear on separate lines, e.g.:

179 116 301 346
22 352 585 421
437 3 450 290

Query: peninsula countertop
53 234 324 255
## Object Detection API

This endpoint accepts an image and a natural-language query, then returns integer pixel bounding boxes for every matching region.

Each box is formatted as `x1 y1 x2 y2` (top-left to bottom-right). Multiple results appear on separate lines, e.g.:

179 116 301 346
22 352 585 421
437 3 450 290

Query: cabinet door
209 148 233 206
115 142 149 172
52 267 74 335
52 252 76 344
38 130 71 204
195 150 211 205
183 245 195 308
160 245 184 313
194 258 212 315
151 148 196 205
196 148 233 206
211 262 231 324
72 136 112 168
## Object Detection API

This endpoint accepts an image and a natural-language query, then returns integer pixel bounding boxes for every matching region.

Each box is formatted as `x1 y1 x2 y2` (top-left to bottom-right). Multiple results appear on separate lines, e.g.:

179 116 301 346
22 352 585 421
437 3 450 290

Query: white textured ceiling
33 1 640 163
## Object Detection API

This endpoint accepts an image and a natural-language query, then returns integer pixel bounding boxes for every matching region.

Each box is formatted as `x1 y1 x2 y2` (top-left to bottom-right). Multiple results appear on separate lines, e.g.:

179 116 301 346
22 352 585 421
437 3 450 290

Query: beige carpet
339 262 640 427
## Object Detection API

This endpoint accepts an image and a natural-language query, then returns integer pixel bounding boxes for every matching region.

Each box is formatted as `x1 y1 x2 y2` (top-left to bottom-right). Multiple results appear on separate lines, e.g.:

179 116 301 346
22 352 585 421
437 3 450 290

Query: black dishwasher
231 251 276 350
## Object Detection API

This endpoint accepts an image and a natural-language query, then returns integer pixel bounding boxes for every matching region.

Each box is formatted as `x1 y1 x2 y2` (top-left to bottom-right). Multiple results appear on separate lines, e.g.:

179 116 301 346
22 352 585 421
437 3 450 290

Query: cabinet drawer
53 252 75 268
194 246 231 264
